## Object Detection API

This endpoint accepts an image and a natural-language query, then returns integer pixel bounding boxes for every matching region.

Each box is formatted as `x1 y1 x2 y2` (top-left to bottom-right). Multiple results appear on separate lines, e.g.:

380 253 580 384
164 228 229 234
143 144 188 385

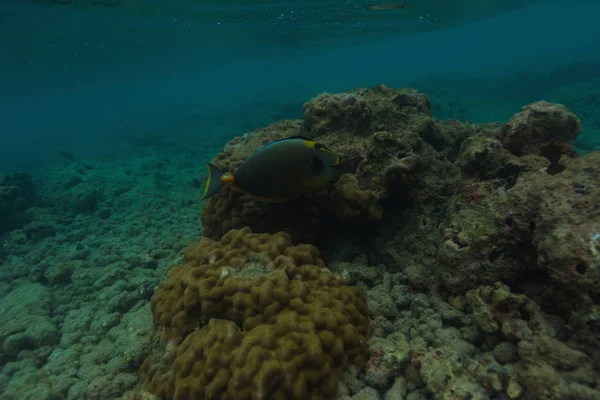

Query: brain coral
141 227 370 399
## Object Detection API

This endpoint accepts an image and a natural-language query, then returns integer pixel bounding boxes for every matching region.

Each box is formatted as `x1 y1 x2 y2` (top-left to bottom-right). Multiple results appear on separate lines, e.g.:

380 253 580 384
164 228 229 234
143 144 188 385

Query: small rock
493 341 519 364
507 380 523 399
352 387 381 400
384 377 407 400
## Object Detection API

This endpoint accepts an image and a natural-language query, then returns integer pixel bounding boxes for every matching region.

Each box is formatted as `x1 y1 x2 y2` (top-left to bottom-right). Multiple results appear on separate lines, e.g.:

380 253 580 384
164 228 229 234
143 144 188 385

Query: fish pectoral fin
311 145 342 167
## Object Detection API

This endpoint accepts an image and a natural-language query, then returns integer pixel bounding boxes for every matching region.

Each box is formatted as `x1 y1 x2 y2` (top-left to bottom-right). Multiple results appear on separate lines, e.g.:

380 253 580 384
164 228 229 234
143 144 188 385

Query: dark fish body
201 136 343 202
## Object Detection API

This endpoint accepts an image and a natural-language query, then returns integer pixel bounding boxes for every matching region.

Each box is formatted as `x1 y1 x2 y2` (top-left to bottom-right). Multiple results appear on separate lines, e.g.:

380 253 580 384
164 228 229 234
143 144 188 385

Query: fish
200 136 344 203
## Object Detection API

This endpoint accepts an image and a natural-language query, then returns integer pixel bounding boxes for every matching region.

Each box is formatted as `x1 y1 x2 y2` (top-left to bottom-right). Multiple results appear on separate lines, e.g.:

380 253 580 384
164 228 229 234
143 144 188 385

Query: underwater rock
41 261 76 284
392 283 600 400
500 101 581 172
507 152 600 315
368 282 400 320
352 386 381 399
0 172 35 234
458 133 520 181
354 130 424 202
365 333 411 388
365 85 431 129
336 175 599 398
33 154 143 218
201 85 467 245
328 257 388 287
303 92 372 137
330 173 383 228
384 376 408 400
22 220 56 242
434 137 600 325
0 138 203 398
61 183 103 213
0 284 59 362
492 341 519 364
423 117 487 163
434 178 522 295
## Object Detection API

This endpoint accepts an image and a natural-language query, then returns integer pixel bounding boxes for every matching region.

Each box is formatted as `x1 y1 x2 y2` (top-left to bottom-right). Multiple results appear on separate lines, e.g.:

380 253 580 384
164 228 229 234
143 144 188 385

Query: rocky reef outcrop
1 84 598 400
136 85 599 399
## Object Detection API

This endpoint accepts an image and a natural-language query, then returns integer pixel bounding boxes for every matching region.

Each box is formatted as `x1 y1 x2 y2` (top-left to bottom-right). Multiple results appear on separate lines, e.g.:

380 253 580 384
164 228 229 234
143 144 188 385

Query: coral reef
303 92 372 137
330 174 383 228
1 84 599 400
327 259 600 400
434 112 599 310
201 85 459 245
458 132 518 180
140 227 370 399
511 153 600 296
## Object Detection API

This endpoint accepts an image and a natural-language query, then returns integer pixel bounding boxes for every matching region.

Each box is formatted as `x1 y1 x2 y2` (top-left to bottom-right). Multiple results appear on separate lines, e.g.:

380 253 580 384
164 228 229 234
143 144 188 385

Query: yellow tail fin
200 163 224 200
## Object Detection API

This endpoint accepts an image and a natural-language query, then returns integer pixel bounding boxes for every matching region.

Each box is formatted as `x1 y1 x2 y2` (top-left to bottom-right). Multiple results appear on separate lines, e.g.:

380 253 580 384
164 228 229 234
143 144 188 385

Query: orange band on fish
221 173 234 184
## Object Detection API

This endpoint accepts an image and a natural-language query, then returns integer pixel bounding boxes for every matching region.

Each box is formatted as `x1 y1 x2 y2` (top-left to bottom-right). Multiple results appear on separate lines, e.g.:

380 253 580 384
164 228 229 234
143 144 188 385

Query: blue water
1 0 599 172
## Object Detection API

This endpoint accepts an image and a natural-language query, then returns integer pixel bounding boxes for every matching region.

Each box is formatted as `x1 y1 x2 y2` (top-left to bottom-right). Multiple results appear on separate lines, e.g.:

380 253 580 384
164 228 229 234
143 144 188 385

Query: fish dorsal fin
251 136 343 167
264 135 312 146
253 135 313 154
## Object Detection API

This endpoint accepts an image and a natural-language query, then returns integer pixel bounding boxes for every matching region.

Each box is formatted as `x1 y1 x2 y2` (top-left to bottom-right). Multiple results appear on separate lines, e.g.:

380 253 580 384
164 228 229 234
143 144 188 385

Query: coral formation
140 227 370 399
435 118 600 309
457 284 599 400
330 258 600 400
353 130 424 202
500 101 581 172
330 174 383 228
302 92 372 137
511 153 600 299
201 85 458 244
1 84 599 400
458 133 518 180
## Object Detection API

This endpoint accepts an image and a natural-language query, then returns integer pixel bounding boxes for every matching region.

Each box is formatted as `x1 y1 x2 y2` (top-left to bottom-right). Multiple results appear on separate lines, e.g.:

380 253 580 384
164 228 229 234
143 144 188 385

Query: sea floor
0 140 205 398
